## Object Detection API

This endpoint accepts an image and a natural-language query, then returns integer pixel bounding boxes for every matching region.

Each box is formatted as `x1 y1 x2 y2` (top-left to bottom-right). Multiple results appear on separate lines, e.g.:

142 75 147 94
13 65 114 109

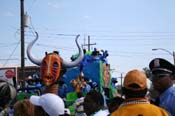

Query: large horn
62 35 84 68
27 32 42 65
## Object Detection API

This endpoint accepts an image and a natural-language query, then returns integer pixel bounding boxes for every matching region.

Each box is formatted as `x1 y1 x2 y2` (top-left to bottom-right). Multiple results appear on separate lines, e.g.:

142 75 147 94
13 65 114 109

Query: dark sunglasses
150 74 170 80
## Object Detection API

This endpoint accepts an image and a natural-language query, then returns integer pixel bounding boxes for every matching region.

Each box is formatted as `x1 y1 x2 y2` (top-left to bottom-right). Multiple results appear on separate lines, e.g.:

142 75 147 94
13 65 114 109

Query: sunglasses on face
150 74 170 80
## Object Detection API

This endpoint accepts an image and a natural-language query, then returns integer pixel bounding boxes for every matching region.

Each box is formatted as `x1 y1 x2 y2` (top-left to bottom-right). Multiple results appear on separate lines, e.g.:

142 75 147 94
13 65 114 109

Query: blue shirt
83 84 91 93
159 86 175 116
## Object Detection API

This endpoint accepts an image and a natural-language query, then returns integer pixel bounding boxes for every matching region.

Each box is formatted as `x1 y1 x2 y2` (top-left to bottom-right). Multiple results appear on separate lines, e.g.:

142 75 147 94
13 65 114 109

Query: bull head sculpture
27 32 84 86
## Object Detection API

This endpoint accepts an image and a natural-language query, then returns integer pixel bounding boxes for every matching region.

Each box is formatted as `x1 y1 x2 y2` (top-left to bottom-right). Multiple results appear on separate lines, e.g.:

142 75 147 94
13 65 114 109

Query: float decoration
27 33 84 94
70 72 87 93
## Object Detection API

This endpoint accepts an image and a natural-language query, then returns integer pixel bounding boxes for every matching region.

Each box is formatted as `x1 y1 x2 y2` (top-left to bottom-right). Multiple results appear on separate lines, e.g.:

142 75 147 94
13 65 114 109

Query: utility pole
20 0 25 91
83 35 96 51
120 73 123 96
173 51 175 65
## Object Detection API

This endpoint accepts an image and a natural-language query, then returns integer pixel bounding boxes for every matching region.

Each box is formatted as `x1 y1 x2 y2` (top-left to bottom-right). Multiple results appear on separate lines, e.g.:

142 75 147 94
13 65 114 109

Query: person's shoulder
110 104 169 116
168 86 175 97
110 106 123 116
148 104 169 114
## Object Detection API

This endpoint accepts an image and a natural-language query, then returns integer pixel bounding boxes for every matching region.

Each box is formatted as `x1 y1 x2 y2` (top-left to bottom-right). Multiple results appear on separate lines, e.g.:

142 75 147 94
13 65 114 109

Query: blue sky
1 0 175 77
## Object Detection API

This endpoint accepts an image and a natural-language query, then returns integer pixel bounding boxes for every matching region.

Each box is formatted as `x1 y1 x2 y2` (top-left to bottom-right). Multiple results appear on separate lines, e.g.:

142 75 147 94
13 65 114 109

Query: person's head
122 69 148 99
13 99 34 116
0 80 16 108
30 93 66 116
106 96 124 113
83 90 104 116
149 58 175 93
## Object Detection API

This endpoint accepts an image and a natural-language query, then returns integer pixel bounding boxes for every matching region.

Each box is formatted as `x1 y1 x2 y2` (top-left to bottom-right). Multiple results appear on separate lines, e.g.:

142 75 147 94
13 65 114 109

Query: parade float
25 33 118 115
60 48 119 114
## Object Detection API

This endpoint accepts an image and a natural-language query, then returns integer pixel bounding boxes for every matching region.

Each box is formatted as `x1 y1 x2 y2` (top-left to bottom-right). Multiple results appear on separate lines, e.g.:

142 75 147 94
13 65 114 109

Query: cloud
48 2 60 9
4 11 14 17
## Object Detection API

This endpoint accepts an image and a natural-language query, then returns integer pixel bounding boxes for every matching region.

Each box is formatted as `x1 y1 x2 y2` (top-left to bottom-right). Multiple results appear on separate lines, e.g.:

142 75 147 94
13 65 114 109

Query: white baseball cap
30 93 65 116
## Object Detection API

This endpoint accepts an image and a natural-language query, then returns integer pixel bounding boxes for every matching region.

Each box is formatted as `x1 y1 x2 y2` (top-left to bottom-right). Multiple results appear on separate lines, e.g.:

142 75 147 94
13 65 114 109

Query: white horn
62 35 84 68
26 32 42 65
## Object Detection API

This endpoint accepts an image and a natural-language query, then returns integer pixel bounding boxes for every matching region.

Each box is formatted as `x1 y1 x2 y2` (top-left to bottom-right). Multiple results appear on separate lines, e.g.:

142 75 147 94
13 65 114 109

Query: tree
143 67 151 79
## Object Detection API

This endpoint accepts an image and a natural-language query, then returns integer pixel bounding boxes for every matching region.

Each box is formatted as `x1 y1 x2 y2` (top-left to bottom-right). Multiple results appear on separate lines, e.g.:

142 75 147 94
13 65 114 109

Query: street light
152 48 175 65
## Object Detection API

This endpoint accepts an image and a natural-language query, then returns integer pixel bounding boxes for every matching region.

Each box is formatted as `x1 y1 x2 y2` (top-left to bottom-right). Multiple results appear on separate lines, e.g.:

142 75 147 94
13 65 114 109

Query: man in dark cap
149 58 175 116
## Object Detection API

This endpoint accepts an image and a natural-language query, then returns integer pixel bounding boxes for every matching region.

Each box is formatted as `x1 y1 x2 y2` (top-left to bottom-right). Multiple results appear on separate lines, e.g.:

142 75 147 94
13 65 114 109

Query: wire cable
3 41 20 67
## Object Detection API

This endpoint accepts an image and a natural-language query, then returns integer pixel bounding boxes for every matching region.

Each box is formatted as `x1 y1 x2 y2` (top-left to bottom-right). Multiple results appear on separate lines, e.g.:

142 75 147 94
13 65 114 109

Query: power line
0 42 20 47
23 31 175 41
27 0 38 13
82 35 96 51
0 58 19 61
3 41 20 67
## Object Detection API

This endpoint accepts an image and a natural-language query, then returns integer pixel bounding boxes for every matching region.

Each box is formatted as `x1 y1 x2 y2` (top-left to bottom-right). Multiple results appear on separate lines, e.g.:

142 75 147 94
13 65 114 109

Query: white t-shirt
93 109 109 116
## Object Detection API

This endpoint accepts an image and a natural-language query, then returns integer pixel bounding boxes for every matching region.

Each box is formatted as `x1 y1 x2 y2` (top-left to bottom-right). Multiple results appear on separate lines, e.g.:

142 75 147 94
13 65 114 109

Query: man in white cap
30 93 69 116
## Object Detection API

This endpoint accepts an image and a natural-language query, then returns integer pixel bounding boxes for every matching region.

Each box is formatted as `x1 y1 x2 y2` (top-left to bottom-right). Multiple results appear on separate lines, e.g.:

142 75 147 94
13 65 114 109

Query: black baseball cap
149 58 175 75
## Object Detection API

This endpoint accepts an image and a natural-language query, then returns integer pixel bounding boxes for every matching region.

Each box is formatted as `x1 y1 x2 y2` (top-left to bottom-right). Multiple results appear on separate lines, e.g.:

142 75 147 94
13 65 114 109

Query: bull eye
53 62 58 68
42 61 47 67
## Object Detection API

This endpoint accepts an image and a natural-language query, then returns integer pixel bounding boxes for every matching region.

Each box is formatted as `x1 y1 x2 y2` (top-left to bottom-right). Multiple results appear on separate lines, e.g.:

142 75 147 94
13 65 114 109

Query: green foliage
143 67 151 79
